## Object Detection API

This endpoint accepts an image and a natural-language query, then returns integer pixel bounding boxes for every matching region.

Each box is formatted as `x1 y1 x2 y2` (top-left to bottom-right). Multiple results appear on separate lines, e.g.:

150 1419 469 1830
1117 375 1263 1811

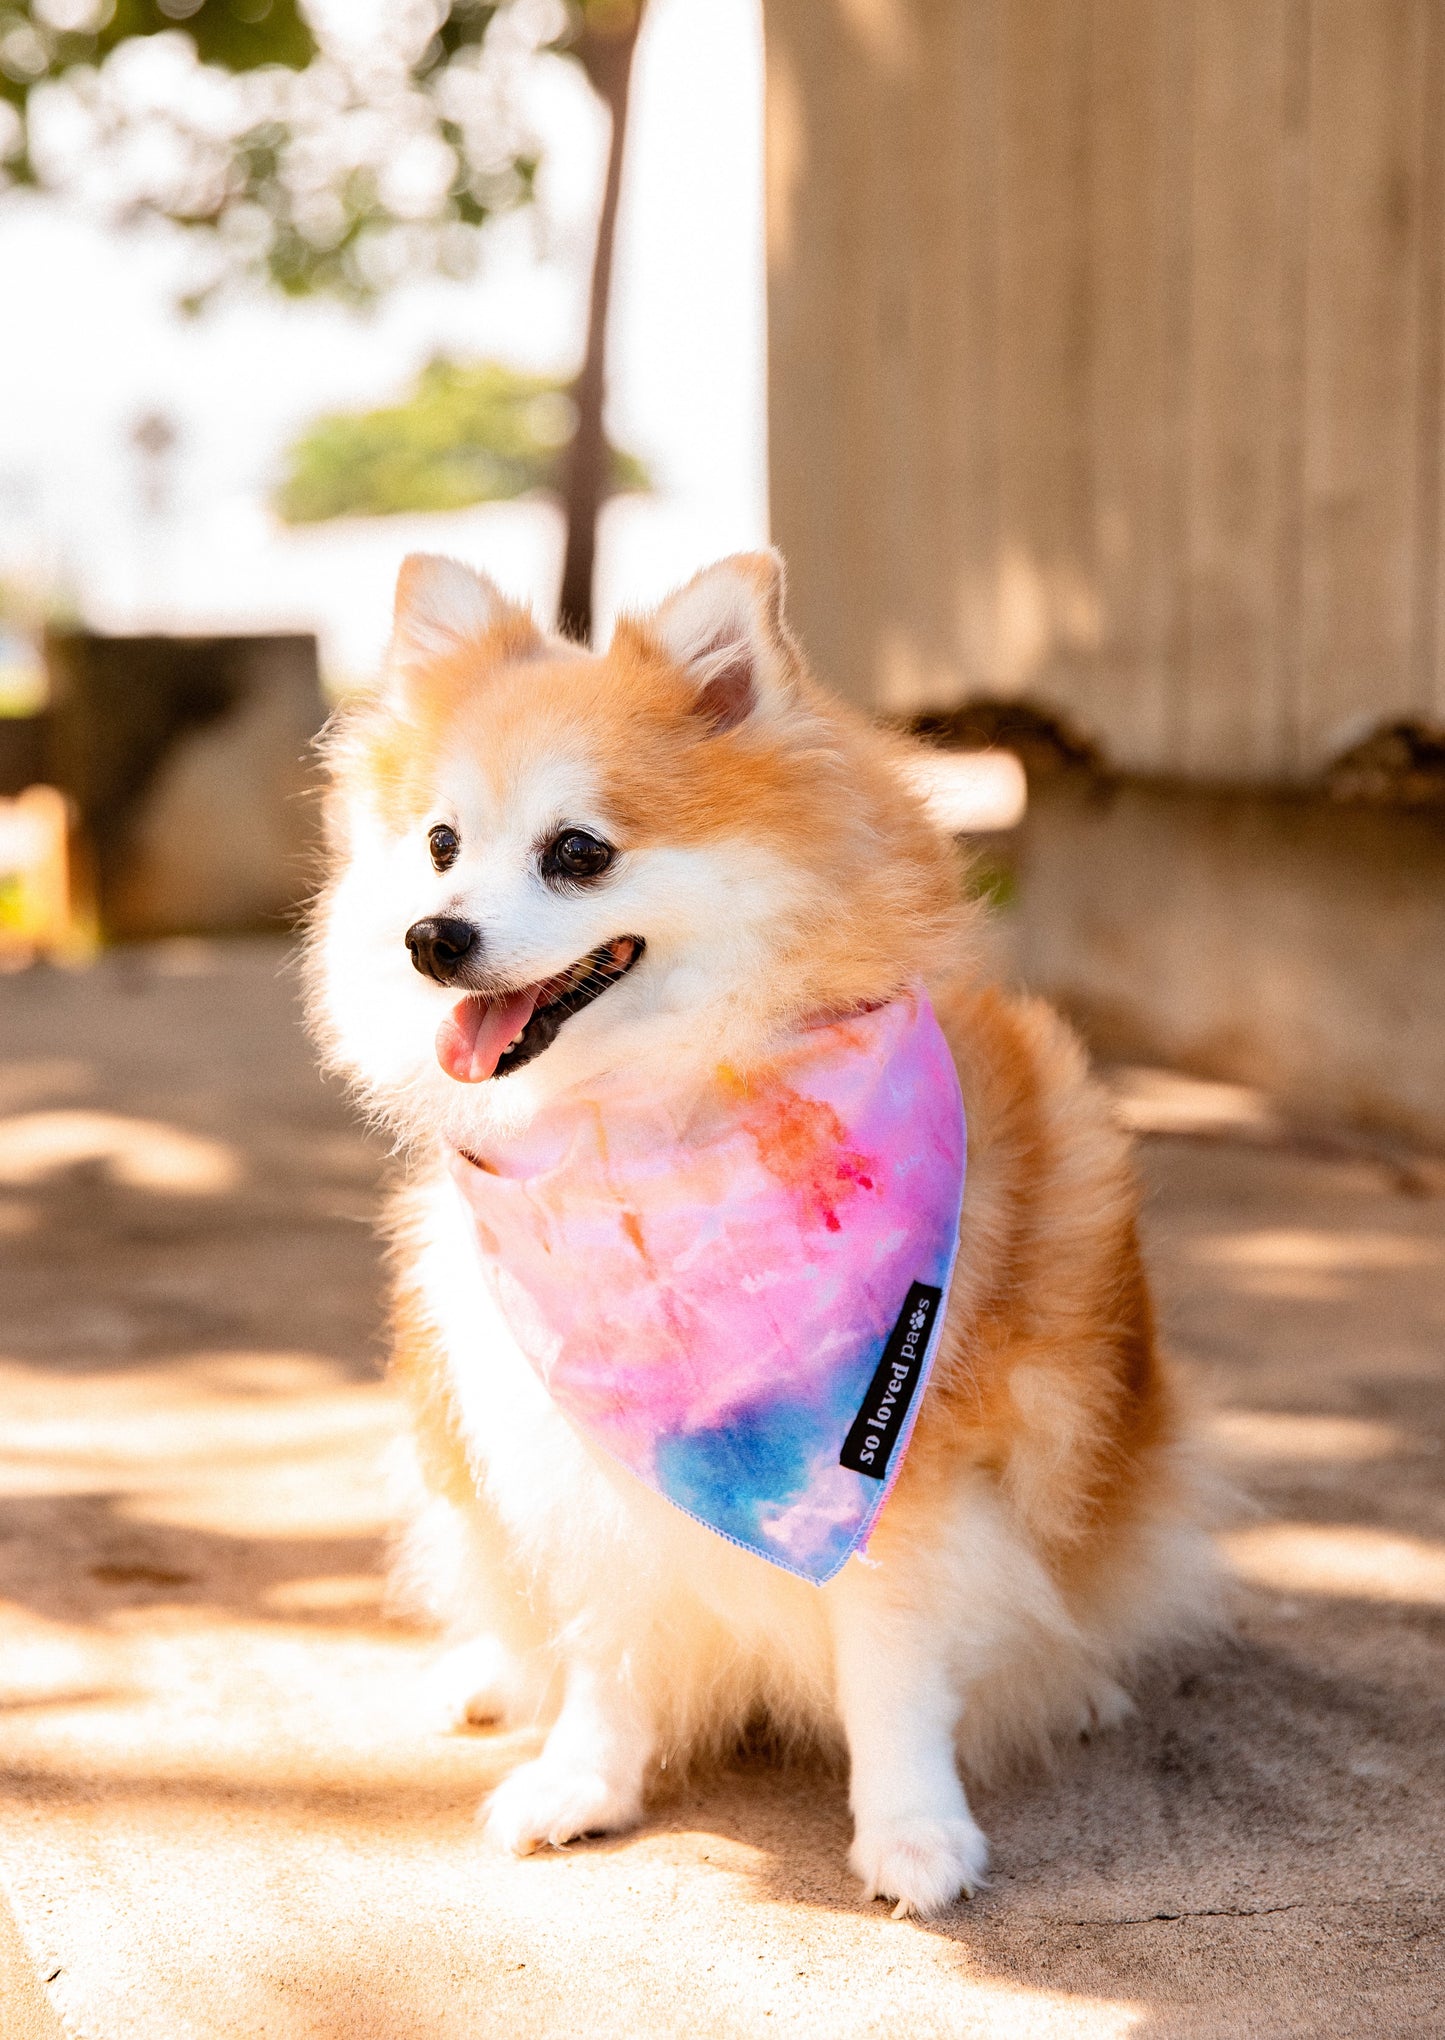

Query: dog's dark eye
428 824 460 873
542 828 614 883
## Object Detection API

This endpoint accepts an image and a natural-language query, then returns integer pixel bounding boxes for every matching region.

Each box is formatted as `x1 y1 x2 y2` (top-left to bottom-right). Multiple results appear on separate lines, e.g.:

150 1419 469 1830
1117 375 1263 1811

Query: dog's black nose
405 916 478 984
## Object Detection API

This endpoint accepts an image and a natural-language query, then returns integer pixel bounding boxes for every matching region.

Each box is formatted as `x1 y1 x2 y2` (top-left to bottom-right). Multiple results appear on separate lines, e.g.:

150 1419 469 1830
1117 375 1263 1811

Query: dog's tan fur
309 549 1214 1915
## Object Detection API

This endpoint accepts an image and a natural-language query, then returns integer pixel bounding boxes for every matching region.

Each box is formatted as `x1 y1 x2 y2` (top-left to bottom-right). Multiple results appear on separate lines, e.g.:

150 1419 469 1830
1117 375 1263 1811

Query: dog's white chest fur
411 1171 836 1683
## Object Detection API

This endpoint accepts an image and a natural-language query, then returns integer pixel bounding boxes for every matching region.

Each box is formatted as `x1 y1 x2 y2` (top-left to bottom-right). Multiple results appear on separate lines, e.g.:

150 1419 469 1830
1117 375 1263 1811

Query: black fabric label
839 1281 942 1481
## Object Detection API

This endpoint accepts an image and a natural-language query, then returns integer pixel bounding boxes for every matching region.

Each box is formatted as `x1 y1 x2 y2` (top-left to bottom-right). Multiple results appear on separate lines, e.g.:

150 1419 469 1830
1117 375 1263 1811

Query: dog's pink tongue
436 990 538 1083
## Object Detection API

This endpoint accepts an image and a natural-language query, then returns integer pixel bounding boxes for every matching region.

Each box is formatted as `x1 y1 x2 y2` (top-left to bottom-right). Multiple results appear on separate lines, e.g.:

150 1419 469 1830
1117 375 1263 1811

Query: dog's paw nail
851 1815 990 1919
1074 1678 1134 1741
427 1637 533 1735
482 1758 641 1856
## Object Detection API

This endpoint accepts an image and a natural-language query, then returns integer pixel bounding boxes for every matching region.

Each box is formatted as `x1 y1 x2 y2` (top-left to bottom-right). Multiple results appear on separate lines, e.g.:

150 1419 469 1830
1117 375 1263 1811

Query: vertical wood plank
1270 0 1314 774
1299 0 1432 768
765 0 885 704
995 0 1096 713
1184 0 1295 779
766 0 1445 772
1411 0 1445 720
1087 0 1195 772
769 0 1006 713
878 0 1002 713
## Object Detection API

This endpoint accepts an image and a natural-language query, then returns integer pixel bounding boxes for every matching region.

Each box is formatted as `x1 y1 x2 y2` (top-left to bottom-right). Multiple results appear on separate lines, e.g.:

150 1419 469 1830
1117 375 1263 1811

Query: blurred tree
0 0 647 639
276 355 646 523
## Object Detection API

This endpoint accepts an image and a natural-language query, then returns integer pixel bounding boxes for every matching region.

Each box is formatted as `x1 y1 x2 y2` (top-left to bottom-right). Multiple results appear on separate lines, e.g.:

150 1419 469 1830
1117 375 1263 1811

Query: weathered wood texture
765 0 1445 779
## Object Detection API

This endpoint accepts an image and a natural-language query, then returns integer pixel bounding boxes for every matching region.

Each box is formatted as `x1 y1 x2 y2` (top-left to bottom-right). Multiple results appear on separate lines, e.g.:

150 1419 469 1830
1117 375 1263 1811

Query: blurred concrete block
44 632 326 940
0 714 54 799
903 748 1028 833
1007 775 1445 1148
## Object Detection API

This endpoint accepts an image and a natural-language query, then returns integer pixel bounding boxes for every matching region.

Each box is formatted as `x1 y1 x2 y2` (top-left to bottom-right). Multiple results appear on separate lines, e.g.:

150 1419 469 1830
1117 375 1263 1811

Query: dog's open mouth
435 935 644 1083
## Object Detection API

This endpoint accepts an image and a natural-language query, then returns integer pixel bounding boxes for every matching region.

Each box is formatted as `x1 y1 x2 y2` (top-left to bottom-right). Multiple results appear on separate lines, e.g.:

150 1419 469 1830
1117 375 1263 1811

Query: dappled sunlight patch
0 1389 394 1472
642 1826 773 1879
1207 1412 1409 1464
1187 1228 1443 1273
0 1349 375 1419
264 1573 386 1615
607 1823 1151 2035
189 1351 369 1398
0 1347 401 1538
0 1110 242 1196
1111 1066 1282 1139
1182 1226 1444 1302
1225 1523 1445 1605
0 1603 132 1715
0 1607 519 1813
823 1977 1142 2039
124 1446 396 1543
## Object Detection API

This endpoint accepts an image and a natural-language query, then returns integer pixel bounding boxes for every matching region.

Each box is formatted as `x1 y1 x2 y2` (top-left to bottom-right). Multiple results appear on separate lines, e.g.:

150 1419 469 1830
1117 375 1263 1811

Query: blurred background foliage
0 0 553 307
0 0 316 102
275 355 647 523
0 0 646 636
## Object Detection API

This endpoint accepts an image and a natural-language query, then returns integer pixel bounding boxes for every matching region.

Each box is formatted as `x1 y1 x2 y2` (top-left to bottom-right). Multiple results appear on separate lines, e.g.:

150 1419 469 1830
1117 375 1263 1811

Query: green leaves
0 0 315 113
95 0 315 75
0 4 551 305
275 357 648 523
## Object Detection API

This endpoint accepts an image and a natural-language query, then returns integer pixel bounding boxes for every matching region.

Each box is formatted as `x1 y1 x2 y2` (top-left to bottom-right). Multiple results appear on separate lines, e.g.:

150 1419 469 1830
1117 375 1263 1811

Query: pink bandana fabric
451 991 966 1583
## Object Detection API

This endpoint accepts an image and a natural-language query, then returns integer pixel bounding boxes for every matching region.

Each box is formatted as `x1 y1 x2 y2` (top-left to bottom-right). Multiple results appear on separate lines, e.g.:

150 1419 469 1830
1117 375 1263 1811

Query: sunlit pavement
0 942 1442 2039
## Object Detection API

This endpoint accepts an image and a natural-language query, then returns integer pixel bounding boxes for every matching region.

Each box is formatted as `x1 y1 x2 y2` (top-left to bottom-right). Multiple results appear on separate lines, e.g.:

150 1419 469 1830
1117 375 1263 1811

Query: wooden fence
765 0 1445 780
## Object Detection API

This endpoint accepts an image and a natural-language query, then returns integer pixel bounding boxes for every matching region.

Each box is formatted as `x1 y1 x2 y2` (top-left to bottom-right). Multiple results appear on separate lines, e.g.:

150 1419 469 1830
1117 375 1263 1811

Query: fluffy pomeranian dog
308 548 1214 1918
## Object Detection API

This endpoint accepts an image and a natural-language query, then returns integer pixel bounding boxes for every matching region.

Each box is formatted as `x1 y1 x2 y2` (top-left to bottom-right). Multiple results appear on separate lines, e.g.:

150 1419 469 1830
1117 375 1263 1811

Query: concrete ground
0 940 1441 2040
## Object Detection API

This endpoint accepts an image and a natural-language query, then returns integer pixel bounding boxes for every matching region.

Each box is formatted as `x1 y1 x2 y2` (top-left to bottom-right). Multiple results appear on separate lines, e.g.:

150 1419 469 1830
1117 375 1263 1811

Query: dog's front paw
481 1757 644 1855
427 1636 539 1732
850 1814 990 1919
1074 1675 1134 1741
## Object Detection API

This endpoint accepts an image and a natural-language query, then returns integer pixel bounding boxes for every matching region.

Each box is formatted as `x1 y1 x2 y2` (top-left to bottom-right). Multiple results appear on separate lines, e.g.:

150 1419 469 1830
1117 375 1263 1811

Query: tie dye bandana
451 991 966 1584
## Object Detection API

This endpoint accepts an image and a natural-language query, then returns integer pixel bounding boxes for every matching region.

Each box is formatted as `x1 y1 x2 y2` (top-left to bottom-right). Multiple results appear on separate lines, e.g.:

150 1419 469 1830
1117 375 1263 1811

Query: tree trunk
556 5 643 645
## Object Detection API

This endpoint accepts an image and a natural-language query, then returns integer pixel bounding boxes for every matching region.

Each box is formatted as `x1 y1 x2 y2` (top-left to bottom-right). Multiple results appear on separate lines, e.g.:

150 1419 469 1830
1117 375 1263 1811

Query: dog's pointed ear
387 554 540 683
643 551 794 733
